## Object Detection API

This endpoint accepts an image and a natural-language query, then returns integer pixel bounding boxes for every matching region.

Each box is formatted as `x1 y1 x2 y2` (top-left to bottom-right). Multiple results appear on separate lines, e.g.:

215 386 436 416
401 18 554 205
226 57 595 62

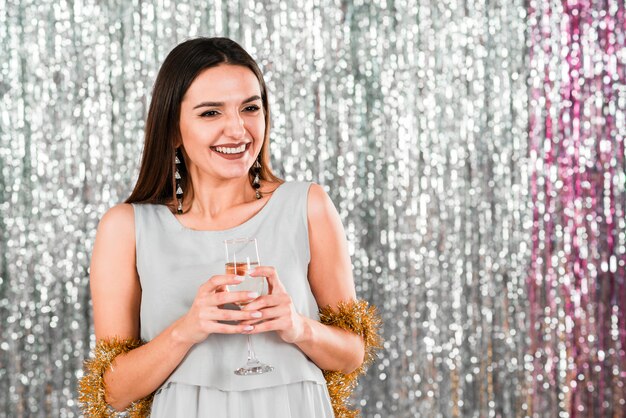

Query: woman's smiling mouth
210 142 251 159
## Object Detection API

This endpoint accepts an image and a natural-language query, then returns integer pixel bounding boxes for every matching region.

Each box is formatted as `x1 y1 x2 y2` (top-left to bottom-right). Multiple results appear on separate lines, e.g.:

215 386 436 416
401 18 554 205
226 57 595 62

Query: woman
79 37 381 417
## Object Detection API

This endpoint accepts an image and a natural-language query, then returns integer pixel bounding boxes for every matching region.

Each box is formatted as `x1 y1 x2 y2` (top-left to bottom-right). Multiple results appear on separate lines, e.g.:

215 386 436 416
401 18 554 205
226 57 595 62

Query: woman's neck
184 175 256 218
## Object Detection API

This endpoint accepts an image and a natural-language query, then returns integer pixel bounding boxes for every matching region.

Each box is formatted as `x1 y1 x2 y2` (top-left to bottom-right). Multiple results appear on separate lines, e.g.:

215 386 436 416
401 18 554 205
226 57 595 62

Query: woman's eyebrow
192 95 261 109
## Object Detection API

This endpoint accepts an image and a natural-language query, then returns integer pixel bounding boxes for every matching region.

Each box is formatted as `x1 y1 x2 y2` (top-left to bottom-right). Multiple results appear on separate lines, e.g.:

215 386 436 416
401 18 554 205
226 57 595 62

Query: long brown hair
125 37 282 212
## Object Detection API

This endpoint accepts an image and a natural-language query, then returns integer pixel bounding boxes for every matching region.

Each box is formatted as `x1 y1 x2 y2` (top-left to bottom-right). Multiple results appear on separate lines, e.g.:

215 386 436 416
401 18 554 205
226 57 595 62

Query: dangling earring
252 158 261 199
175 149 183 214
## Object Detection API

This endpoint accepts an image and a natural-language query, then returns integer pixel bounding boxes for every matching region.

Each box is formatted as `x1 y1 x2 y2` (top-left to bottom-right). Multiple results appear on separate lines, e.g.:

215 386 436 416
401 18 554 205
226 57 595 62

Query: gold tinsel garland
319 299 384 418
78 337 154 417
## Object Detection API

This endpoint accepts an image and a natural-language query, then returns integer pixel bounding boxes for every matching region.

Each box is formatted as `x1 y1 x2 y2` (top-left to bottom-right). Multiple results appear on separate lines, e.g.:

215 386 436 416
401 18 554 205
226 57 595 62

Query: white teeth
215 144 246 154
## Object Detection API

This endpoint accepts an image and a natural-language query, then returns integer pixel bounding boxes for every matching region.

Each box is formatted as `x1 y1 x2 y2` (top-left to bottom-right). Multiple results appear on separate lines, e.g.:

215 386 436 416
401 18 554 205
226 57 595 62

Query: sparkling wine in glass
224 237 273 375
225 261 263 307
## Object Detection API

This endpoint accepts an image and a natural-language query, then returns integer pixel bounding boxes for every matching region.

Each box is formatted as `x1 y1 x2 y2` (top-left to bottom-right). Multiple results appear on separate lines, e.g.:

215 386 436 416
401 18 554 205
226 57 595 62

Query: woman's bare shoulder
93 204 136 254
306 183 334 220
98 203 135 234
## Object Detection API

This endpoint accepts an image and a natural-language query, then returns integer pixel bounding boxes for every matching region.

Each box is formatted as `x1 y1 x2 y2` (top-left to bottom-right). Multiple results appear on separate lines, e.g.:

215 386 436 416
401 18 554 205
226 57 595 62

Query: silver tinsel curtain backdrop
1 0 624 417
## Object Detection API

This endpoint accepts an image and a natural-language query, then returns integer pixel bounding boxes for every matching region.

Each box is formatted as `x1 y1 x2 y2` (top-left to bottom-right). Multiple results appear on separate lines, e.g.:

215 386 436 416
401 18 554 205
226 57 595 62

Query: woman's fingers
240 293 286 312
202 274 243 293
210 322 256 334
239 302 289 325
243 318 285 334
180 274 268 342
243 311 304 343
238 318 264 326
204 307 263 322
249 266 287 294
211 290 260 306
186 268 291 338
241 305 286 322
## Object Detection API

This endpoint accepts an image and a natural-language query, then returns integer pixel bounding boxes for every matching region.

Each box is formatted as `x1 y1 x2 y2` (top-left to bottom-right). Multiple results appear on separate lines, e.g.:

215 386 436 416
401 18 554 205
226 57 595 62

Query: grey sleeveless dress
131 181 335 418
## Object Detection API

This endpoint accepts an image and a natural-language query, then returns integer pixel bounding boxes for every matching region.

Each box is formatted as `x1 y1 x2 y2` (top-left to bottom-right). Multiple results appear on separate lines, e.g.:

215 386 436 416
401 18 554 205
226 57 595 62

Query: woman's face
179 64 265 183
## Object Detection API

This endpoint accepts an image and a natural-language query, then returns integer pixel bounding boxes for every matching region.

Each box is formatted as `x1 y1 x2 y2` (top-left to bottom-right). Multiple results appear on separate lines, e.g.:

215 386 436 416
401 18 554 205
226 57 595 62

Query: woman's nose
224 111 246 139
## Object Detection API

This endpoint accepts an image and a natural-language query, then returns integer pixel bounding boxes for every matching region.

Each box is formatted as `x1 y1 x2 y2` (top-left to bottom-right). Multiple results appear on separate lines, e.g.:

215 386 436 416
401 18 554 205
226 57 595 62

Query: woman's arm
89 204 258 411
244 184 365 374
295 183 365 373
90 204 193 410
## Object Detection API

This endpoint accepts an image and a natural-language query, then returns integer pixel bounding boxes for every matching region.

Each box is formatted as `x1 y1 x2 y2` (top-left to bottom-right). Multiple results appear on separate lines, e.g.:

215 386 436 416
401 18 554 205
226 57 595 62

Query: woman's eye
244 105 260 112
200 110 219 117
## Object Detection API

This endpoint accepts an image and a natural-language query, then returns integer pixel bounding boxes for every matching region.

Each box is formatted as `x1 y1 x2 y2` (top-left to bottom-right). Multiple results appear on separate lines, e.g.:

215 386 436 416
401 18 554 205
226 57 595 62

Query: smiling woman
179 65 264 182
78 37 381 418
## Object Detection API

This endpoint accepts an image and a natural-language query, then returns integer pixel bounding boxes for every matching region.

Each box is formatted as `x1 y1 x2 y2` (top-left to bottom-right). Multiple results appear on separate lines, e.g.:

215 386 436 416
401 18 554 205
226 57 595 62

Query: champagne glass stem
246 335 257 363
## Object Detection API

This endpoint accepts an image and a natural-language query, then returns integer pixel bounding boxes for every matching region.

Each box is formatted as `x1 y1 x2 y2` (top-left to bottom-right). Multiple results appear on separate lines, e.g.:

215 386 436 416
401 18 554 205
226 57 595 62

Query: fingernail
251 312 262 318
243 325 254 331
247 292 259 298
234 275 244 281
248 267 257 275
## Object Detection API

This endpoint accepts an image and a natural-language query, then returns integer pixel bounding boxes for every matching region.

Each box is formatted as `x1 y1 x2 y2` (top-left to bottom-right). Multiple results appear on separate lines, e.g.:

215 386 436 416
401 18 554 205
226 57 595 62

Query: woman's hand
174 274 264 345
240 266 307 344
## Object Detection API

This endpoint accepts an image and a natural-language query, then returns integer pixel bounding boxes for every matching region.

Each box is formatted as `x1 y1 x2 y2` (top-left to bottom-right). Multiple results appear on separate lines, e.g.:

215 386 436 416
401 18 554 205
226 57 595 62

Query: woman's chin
213 169 253 182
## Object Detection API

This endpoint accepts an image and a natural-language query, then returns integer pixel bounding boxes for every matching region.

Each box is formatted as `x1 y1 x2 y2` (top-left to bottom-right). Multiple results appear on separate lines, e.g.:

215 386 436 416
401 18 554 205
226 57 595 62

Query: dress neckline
160 182 286 233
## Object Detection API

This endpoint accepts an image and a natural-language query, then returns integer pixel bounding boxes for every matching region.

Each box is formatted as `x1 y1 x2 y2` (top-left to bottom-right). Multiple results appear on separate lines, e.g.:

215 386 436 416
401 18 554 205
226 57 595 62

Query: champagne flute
224 237 274 375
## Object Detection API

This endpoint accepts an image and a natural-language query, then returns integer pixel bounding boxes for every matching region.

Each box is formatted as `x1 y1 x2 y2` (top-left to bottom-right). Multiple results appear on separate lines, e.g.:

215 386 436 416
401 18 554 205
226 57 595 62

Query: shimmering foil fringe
527 0 626 417
319 300 383 417
77 337 153 417
2 0 531 417
0 0 623 417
